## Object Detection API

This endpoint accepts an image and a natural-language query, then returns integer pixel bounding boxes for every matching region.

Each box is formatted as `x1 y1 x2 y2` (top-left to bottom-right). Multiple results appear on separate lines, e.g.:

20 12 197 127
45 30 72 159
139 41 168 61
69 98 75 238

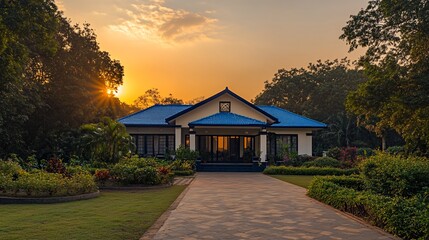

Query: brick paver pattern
153 173 395 240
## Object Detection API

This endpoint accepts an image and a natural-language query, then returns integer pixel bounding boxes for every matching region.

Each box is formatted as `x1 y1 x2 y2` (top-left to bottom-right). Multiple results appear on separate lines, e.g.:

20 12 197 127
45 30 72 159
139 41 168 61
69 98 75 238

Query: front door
197 135 254 163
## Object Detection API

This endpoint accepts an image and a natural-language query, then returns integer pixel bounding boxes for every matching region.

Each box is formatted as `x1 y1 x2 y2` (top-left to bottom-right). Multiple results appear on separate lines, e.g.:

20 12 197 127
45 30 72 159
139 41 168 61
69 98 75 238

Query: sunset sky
58 0 367 104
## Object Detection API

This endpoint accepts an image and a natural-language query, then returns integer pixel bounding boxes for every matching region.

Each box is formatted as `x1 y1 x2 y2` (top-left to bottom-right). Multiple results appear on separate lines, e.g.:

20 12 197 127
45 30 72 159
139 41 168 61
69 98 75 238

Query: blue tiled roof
118 105 191 126
118 104 326 128
189 112 267 127
257 106 327 128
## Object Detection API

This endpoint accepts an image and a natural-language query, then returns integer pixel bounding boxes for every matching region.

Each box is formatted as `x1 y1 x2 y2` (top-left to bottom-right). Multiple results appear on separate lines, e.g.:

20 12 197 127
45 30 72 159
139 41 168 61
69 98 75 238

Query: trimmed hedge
263 166 358 176
302 157 340 168
308 176 429 239
360 153 429 197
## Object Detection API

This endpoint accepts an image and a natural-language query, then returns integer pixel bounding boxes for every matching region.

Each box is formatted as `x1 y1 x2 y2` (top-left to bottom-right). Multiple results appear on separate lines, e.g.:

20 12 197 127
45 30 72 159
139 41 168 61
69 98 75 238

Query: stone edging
99 183 172 191
0 191 100 204
139 174 196 240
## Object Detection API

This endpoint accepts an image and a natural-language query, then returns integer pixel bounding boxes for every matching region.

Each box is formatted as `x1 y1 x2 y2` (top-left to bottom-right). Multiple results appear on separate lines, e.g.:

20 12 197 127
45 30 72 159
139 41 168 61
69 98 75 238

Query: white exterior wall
267 128 314 155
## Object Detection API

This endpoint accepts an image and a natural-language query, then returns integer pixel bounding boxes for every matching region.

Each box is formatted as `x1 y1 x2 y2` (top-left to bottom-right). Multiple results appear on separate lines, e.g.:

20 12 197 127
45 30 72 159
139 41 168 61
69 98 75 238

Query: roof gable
165 87 278 123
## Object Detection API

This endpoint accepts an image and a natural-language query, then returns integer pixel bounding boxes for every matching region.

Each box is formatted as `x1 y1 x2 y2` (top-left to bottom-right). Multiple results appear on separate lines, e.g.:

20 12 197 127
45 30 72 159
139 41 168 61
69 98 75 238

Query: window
219 101 231 112
132 134 174 157
267 134 298 158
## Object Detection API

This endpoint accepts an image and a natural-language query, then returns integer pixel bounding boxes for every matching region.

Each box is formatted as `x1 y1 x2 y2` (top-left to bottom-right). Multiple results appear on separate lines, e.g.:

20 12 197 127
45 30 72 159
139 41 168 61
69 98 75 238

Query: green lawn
0 186 186 240
271 175 315 188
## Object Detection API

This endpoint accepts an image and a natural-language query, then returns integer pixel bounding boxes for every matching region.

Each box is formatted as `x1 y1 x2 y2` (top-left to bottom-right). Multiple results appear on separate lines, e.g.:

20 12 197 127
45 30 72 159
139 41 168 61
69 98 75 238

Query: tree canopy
0 0 134 159
341 0 429 155
133 88 204 109
254 59 383 153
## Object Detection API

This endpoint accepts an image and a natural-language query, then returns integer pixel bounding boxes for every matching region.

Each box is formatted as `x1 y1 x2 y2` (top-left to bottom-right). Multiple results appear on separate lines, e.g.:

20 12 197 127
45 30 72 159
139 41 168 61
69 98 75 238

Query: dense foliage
0 161 97 197
253 59 385 154
263 166 358 176
302 157 340 168
0 0 136 160
79 117 134 165
110 157 174 185
308 153 429 239
308 176 429 240
360 153 429 197
342 0 429 155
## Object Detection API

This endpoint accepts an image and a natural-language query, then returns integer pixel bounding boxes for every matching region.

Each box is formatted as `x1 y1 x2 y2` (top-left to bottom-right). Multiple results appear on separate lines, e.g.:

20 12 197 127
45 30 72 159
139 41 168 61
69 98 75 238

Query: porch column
175 127 181 150
189 128 196 151
259 128 267 162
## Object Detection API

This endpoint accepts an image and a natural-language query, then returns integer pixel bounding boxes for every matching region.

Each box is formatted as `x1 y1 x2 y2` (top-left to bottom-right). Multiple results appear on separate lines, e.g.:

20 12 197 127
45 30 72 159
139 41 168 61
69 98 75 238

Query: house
118 87 326 170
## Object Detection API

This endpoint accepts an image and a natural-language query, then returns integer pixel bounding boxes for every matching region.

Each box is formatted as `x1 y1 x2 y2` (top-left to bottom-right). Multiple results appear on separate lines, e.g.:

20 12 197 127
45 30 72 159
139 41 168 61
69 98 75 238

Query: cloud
108 0 218 44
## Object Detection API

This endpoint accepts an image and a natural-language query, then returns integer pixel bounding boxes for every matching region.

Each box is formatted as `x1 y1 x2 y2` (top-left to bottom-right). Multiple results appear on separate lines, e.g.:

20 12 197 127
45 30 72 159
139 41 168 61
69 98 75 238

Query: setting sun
106 85 123 97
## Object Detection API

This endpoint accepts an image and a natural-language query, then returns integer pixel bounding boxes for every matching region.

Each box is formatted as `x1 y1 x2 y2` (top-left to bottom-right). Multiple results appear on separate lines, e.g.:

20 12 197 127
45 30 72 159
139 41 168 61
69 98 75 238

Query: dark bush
46 158 66 175
359 153 429 197
308 176 429 240
175 145 199 160
339 147 359 168
386 146 405 155
285 154 315 167
263 166 358 176
326 147 341 160
302 157 340 168
356 148 375 158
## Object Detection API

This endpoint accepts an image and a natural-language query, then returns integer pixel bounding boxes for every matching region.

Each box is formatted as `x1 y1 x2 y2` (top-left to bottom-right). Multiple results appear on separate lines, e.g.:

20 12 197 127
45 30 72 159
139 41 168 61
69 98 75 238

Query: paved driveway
153 173 395 240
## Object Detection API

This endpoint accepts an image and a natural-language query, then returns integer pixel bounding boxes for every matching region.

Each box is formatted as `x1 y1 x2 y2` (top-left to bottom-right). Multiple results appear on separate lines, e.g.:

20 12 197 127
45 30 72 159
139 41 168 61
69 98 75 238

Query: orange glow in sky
58 0 366 104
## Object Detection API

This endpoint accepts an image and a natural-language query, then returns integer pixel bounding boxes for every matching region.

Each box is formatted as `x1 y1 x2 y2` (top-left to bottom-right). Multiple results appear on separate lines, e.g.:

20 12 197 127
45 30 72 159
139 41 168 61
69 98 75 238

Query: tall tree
0 0 59 156
254 59 380 153
341 0 429 154
0 1 129 159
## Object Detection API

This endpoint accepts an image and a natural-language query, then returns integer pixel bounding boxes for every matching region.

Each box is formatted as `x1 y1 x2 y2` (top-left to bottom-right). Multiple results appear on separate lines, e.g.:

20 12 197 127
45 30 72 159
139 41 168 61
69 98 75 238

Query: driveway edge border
139 174 196 240
268 174 399 239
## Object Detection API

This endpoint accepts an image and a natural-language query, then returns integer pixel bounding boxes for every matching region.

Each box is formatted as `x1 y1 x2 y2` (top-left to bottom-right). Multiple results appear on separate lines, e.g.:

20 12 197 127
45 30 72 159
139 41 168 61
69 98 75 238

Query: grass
0 186 186 240
271 175 315 188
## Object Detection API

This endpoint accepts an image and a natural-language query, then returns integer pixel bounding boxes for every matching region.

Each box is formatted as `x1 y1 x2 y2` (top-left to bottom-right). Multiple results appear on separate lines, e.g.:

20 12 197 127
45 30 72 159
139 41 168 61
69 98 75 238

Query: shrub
302 157 340 168
110 156 173 185
308 176 429 240
386 145 405 155
285 154 315 167
46 158 66 175
94 169 110 183
66 166 90 175
65 173 98 196
360 153 429 197
0 170 97 197
339 147 358 168
263 166 358 176
0 161 23 176
326 147 341 160
175 145 199 160
356 148 375 158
